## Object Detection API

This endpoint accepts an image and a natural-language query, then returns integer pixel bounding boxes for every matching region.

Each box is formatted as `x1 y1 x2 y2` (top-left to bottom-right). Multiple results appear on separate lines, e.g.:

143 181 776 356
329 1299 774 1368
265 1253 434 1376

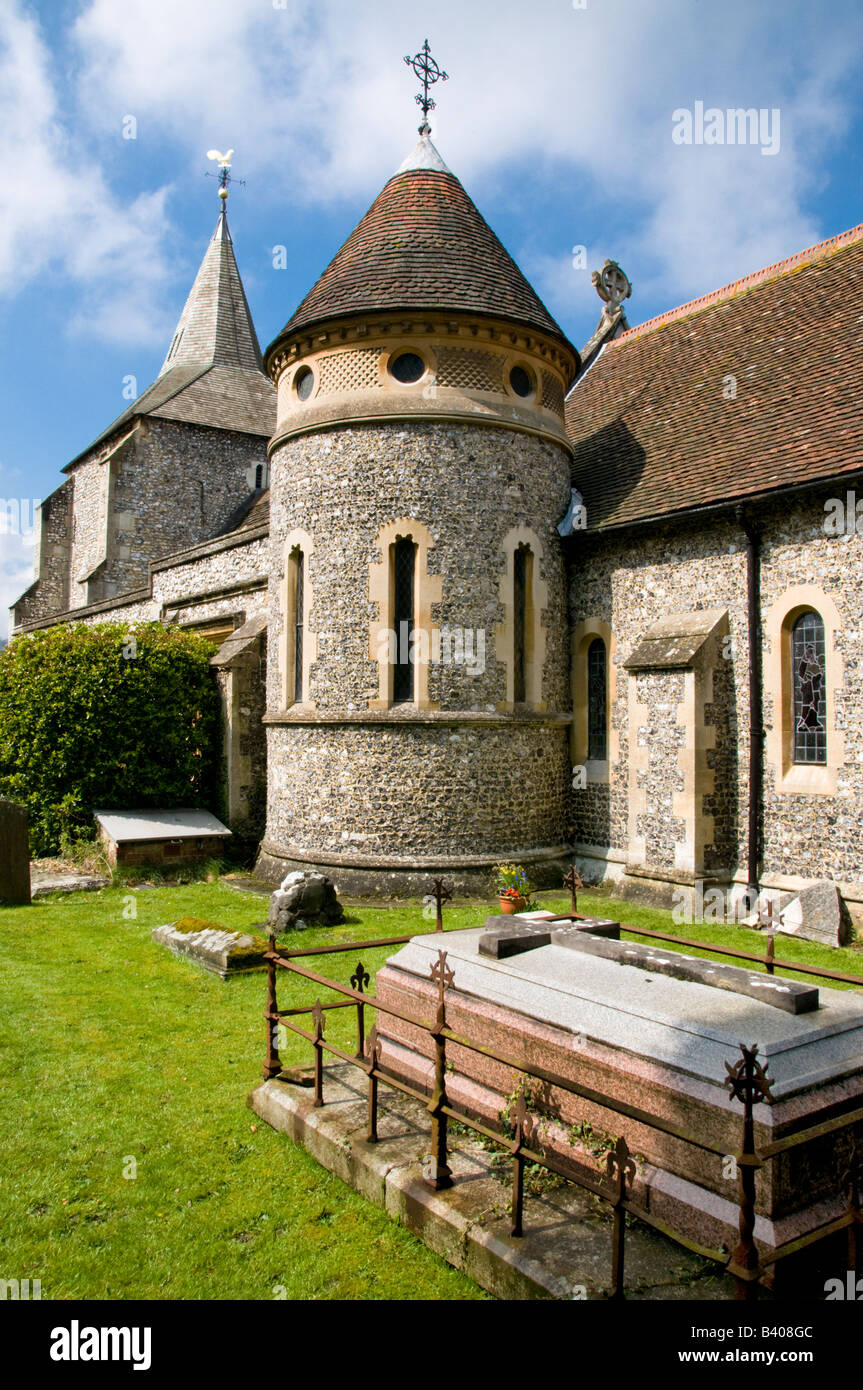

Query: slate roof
66 211 275 469
217 487 270 538
159 208 264 376
270 137 574 359
565 223 863 531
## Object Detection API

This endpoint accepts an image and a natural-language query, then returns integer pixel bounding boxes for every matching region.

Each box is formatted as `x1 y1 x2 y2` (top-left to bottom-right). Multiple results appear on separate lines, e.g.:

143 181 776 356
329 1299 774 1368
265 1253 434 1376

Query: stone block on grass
153 917 269 978
267 870 346 934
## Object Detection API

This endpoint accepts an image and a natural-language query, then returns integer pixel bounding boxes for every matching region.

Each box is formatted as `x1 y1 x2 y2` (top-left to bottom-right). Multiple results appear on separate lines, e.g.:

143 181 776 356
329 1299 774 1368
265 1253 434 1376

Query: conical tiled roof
269 136 573 360
159 208 264 374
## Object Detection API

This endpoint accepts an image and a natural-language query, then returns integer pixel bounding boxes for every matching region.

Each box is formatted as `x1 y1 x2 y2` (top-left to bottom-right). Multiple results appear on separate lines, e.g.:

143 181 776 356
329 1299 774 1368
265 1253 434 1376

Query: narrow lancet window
286 546 306 705
513 545 531 704
294 552 305 703
792 611 826 765
393 537 416 703
587 638 608 760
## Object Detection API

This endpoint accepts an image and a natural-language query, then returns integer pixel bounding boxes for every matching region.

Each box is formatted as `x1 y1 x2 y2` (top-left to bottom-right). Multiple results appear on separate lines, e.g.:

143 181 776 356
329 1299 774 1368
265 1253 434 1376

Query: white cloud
2 0 862 347
69 0 863 317
0 1 176 346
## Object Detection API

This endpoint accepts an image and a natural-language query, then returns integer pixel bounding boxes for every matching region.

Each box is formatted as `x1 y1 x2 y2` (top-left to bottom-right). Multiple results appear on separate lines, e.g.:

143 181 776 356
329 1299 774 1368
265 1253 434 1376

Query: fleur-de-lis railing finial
351 960 371 1059
351 961 370 994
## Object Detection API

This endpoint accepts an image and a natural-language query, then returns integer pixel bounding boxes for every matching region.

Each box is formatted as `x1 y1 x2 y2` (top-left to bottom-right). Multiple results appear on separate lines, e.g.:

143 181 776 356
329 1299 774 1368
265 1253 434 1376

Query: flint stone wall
568 490 863 895
264 720 569 866
266 421 572 712
263 420 573 880
65 419 268 610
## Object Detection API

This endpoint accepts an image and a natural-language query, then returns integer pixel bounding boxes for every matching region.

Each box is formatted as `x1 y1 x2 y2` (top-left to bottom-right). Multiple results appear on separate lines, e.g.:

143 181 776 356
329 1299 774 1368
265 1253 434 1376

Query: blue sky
2 0 863 635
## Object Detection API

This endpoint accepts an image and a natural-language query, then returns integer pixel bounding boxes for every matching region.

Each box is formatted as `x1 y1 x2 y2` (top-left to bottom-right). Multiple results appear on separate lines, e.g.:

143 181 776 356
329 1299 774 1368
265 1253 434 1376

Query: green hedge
0 623 219 856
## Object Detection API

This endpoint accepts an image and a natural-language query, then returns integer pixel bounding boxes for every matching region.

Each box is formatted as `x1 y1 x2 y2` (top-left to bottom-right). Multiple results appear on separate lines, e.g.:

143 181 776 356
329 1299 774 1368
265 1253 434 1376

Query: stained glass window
393 538 416 703
514 545 529 703
587 638 607 761
792 611 826 765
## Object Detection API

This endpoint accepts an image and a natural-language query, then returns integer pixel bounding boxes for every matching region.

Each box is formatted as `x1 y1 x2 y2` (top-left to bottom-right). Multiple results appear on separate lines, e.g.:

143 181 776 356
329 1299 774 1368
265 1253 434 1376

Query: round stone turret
258 134 579 893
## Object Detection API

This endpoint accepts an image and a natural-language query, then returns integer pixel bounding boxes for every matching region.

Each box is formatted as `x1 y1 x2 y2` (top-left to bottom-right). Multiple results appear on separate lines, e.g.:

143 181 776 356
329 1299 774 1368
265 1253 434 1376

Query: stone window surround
570 617 618 783
765 584 845 797
495 526 548 712
368 518 442 711
280 528 317 712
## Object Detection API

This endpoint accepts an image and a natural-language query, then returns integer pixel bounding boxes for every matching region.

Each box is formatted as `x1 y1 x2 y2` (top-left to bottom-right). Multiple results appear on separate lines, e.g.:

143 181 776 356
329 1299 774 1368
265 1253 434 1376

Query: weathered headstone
778 880 851 948
267 870 345 933
0 798 31 905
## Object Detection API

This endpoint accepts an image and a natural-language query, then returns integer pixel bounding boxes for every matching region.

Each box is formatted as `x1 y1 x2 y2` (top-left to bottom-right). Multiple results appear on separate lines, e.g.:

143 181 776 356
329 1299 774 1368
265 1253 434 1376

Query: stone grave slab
153 917 268 978
549 929 819 1015
479 915 620 959
375 925 863 1258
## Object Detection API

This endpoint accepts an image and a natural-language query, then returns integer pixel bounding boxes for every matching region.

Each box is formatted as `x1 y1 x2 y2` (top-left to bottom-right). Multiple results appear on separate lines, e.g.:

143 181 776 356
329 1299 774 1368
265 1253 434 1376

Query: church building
11 107 863 925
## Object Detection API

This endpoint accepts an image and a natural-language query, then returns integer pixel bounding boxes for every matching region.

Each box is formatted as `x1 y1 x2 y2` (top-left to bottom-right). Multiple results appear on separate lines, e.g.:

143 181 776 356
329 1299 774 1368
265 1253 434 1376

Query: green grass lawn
1 879 859 1301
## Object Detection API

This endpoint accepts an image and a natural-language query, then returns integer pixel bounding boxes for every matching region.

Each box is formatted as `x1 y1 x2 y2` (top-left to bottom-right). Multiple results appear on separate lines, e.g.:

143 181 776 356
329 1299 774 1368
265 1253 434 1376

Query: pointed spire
159 209 263 377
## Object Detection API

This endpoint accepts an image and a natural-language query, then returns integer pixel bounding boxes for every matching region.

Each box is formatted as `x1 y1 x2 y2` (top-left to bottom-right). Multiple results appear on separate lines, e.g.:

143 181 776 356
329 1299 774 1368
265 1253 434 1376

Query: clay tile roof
269 162 574 358
565 224 863 530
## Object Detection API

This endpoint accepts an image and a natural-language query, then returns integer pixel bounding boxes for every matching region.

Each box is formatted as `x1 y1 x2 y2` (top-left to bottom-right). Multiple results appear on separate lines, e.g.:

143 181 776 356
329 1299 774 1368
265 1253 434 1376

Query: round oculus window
295 366 314 401
390 352 426 384
509 365 534 398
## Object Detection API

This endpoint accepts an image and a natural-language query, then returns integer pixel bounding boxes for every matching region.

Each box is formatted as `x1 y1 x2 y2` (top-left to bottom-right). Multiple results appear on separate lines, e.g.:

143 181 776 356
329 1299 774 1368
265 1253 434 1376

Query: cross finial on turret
404 39 449 133
206 148 245 209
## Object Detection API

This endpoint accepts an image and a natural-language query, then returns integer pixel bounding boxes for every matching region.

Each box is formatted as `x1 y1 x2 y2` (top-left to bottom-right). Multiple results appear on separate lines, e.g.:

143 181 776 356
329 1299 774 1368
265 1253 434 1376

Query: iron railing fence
260 888 863 1301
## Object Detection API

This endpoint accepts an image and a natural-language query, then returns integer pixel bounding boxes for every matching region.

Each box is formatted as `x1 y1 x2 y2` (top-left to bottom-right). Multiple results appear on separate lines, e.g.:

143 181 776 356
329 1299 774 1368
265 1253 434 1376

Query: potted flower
494 862 533 915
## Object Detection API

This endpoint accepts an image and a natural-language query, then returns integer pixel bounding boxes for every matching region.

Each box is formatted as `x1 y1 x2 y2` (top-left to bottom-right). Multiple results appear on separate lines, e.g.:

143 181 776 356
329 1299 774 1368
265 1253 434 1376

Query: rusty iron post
366 1024 381 1144
312 998 325 1108
426 950 454 1190
563 861 584 916
843 1147 862 1281
725 1043 773 1300
606 1136 636 1299
262 933 282 1080
510 1088 535 1238
765 934 775 976
351 960 370 1058
426 876 453 933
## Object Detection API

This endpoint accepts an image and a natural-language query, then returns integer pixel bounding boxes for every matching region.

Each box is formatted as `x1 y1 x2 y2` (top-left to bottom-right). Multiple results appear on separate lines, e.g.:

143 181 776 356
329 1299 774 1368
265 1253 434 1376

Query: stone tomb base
375 924 863 1263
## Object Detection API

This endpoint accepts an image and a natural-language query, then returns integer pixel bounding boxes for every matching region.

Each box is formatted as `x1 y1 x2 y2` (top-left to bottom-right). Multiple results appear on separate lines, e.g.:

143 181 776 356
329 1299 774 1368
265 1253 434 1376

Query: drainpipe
736 506 763 907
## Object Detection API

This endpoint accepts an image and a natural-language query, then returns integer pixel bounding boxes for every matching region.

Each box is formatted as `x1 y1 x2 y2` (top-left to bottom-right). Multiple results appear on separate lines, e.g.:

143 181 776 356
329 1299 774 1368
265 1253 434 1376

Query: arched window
496 528 547 710
392 536 417 704
255 464 264 490
791 611 827 766
513 544 532 704
286 546 305 705
368 520 441 711
587 638 608 761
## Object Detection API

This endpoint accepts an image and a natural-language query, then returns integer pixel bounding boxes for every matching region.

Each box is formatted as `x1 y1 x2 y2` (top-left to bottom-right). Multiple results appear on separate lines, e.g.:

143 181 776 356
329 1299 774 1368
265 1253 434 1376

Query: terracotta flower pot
499 895 527 915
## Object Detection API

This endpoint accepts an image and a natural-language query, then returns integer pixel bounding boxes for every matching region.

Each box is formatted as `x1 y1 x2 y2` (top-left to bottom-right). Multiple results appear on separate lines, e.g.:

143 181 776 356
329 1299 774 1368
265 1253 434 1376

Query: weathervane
206 148 244 206
404 39 449 132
